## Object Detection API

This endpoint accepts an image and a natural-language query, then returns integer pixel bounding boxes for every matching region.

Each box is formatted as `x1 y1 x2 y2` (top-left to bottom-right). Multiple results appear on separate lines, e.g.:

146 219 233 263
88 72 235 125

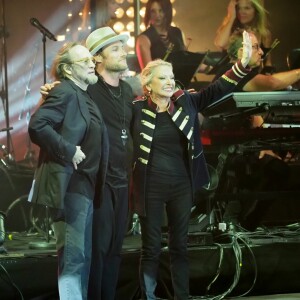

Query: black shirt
147 111 189 178
140 25 185 60
87 75 134 187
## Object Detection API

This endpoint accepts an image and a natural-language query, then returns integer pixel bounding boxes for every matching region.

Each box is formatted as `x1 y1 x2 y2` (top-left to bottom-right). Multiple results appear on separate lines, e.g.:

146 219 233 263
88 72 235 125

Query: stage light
127 36 135 49
113 21 125 33
140 0 148 3
126 21 134 32
139 7 146 18
127 0 133 3
140 23 146 32
57 35 66 42
116 7 125 18
126 7 134 18
173 8 176 17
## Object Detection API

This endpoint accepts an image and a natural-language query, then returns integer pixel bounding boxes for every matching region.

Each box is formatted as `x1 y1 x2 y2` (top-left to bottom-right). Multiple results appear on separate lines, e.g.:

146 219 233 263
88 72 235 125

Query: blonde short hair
141 59 173 87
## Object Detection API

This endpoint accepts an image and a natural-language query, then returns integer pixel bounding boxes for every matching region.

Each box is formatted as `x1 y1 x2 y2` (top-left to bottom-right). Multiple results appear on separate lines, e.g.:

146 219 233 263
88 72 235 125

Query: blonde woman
214 0 273 71
131 31 254 299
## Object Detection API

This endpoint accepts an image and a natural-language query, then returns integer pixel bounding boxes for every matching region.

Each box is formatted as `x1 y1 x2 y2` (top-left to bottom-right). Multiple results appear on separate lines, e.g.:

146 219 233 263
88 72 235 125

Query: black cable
200 233 243 300
206 243 224 293
229 233 258 298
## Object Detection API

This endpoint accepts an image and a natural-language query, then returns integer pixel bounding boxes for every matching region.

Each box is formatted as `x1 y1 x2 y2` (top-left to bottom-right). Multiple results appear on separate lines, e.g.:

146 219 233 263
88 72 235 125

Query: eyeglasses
70 57 96 65
252 44 261 51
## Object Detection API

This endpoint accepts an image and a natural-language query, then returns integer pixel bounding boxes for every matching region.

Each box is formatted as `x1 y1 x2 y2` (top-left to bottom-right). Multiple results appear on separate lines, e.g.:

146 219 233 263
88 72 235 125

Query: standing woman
81 0 119 30
131 32 253 300
135 0 186 70
94 0 119 27
214 0 273 71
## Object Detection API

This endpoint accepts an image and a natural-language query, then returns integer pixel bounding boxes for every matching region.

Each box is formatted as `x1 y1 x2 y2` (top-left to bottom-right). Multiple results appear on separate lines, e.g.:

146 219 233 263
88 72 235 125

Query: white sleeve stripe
232 63 247 77
232 66 244 78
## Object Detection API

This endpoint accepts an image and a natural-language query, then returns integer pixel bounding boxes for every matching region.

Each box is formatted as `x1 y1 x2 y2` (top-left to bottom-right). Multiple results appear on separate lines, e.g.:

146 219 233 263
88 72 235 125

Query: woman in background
135 0 186 70
214 0 273 72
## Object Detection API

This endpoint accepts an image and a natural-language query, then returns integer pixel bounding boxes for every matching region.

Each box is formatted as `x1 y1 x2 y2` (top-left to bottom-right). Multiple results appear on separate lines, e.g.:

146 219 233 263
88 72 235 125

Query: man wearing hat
85 27 135 300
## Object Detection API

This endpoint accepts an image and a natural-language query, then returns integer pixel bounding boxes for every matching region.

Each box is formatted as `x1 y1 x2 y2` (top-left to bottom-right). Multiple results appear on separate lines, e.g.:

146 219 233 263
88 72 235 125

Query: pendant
121 129 128 146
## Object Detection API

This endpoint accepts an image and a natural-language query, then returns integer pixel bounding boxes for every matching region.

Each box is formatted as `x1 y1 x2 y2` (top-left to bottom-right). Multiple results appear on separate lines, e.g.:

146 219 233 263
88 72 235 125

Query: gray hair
50 42 81 80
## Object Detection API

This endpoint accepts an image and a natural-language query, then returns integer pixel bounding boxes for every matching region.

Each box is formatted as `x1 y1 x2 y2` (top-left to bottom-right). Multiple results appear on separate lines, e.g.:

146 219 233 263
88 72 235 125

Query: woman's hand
241 31 253 68
227 0 238 21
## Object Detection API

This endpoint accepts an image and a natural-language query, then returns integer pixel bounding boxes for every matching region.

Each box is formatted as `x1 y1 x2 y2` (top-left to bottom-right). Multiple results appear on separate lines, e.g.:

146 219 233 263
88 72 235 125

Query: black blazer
28 79 108 209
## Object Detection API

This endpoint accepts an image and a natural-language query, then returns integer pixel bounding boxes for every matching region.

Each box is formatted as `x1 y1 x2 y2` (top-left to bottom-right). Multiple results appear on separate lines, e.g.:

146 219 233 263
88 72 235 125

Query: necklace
105 84 122 99
102 78 128 146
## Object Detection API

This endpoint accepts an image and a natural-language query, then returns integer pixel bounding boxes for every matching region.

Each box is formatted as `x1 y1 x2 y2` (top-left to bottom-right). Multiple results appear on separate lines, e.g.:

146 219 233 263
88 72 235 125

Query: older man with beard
28 42 108 300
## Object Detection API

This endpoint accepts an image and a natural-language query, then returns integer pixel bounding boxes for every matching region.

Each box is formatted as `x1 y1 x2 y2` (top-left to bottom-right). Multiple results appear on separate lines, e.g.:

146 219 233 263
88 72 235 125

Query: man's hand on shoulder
40 81 61 100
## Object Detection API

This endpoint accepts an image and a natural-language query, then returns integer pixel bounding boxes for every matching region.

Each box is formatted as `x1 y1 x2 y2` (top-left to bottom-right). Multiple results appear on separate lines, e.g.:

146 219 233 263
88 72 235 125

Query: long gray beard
87 74 98 85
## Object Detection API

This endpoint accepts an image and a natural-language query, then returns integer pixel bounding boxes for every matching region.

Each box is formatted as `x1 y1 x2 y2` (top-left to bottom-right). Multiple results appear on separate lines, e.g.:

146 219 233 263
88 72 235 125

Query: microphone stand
0 0 13 159
42 33 47 84
28 29 56 251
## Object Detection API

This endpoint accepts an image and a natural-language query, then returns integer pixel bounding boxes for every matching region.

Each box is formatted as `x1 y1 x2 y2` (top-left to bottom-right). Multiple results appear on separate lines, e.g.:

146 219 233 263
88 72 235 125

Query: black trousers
88 184 129 300
139 173 193 300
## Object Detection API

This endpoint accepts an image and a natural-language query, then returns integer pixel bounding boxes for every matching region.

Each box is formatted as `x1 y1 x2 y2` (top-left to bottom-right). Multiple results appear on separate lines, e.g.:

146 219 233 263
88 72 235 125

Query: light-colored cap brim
88 34 129 55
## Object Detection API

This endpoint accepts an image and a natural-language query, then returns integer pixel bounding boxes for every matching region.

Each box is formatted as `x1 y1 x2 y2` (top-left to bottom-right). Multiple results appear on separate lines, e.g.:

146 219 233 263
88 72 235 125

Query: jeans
139 174 192 300
52 193 93 300
88 184 129 300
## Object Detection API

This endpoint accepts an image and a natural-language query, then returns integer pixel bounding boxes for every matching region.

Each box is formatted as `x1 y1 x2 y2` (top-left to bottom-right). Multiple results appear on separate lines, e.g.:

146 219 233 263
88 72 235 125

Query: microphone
30 18 57 41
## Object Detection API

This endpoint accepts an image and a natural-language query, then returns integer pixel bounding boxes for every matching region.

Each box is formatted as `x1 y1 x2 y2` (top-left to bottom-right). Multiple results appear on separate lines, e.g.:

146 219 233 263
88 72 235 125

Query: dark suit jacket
28 79 108 209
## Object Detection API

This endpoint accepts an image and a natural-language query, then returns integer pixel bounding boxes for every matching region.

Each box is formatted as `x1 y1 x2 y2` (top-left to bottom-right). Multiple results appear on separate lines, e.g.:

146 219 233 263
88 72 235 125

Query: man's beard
106 61 128 73
87 74 98 85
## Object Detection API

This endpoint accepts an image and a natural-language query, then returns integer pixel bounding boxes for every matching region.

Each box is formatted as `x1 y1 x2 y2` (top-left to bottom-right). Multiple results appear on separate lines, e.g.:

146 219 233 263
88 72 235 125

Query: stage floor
1 225 300 300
